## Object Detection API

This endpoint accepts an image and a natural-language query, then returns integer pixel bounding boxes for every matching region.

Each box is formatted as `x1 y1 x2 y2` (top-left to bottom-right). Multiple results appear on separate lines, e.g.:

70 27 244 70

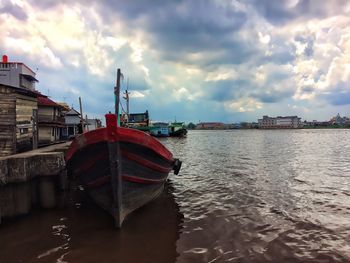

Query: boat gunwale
65 126 174 163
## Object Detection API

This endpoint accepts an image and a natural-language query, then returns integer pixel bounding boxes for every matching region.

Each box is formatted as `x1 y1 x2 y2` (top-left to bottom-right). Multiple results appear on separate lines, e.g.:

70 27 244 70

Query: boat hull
150 127 169 137
88 179 165 223
66 116 180 226
169 128 187 137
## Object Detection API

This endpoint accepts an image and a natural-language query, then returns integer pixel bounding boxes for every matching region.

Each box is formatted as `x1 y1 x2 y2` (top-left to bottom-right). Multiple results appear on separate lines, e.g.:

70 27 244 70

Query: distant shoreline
189 127 350 130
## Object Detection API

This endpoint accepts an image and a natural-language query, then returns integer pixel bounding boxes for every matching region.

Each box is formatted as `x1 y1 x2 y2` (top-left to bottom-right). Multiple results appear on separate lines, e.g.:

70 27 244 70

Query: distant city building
196 122 225 129
302 120 331 128
258 115 301 129
330 113 350 125
240 122 259 129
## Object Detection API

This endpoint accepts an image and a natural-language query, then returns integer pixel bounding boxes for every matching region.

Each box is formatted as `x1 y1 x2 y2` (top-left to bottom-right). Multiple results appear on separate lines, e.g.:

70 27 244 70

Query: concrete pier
0 142 71 222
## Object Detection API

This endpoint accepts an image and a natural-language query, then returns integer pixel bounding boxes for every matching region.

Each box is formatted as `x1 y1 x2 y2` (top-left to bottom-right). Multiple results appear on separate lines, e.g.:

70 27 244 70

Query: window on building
20 128 28 134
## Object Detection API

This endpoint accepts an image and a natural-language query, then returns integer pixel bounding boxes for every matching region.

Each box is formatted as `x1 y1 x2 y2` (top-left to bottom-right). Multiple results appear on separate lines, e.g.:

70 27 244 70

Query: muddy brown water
0 129 350 262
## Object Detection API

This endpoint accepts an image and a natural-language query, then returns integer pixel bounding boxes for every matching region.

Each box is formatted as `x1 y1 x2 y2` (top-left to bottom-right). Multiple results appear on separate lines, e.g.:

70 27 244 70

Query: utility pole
123 78 130 123
79 97 84 132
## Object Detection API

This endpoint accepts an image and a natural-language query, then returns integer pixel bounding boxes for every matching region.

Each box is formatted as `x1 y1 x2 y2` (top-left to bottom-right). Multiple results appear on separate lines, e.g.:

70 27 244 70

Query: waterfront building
330 113 350 125
258 115 301 129
86 118 102 131
196 122 225 129
0 55 38 90
240 122 259 129
56 102 70 113
302 120 332 128
36 91 65 145
0 56 39 156
0 83 38 156
62 108 81 139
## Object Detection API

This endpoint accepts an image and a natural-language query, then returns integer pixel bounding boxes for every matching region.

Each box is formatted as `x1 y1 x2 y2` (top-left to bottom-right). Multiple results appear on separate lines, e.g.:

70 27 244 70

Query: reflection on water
0 183 183 263
1 129 350 262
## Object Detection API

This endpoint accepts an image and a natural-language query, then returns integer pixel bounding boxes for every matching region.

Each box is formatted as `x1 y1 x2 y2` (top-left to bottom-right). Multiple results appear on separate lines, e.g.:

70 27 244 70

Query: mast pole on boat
107 68 123 227
115 69 121 124
126 78 130 123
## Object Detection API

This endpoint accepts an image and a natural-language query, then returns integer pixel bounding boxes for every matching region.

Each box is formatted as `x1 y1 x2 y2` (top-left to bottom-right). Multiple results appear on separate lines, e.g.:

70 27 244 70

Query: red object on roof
2 55 8 63
0 55 36 75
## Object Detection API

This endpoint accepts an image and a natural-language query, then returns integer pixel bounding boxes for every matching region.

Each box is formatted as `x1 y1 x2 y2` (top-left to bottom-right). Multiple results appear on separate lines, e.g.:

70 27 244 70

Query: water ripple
164 129 350 262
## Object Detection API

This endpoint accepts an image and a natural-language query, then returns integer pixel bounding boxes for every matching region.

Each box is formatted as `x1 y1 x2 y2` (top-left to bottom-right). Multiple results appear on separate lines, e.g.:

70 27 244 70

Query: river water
1 129 350 262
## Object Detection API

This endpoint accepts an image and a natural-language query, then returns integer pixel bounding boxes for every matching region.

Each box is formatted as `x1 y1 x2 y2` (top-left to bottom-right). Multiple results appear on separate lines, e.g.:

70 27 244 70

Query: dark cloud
251 89 294 103
204 79 248 102
264 50 295 65
26 0 69 9
251 79 295 104
0 2 28 21
26 0 296 68
203 63 295 104
266 70 292 83
301 86 314 93
248 0 349 25
322 82 350 106
95 0 253 67
16 0 349 121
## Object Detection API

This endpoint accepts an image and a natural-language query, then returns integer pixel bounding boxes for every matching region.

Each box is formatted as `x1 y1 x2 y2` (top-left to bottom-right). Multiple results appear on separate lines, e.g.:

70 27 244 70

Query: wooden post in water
107 68 123 227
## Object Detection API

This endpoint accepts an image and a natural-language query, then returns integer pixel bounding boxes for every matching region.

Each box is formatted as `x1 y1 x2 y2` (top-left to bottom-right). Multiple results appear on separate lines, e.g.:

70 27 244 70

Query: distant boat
150 122 169 137
169 122 187 137
65 69 182 227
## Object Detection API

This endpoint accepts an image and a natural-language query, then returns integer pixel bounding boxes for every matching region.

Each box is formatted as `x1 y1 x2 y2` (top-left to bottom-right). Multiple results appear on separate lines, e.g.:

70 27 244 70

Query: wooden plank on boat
106 113 122 228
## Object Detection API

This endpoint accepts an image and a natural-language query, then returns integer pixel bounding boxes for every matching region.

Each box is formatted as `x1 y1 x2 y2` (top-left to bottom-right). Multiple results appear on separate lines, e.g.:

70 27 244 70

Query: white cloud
258 32 271 44
288 16 350 102
205 68 238 81
129 90 145 98
1 0 349 122
224 98 262 112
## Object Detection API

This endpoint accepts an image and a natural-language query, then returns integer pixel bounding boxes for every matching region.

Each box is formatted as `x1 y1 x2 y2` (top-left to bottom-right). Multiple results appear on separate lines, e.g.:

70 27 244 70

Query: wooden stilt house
0 55 38 156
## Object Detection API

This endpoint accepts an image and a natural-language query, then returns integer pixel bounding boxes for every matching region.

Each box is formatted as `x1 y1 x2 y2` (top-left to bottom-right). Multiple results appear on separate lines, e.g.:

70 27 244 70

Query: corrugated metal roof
37 96 59 107
34 90 61 108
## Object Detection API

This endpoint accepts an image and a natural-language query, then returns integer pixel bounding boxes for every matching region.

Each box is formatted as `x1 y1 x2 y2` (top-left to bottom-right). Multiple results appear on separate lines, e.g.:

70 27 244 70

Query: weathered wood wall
16 94 37 153
0 84 38 156
0 85 16 156
38 126 53 145
38 106 54 119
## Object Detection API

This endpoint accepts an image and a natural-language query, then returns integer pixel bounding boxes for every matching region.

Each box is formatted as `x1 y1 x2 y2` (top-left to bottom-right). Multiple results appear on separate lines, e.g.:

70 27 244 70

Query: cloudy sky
1 0 350 123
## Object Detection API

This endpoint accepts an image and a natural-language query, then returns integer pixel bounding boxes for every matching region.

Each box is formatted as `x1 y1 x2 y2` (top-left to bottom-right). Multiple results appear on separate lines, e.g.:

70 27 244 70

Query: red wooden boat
65 69 181 227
